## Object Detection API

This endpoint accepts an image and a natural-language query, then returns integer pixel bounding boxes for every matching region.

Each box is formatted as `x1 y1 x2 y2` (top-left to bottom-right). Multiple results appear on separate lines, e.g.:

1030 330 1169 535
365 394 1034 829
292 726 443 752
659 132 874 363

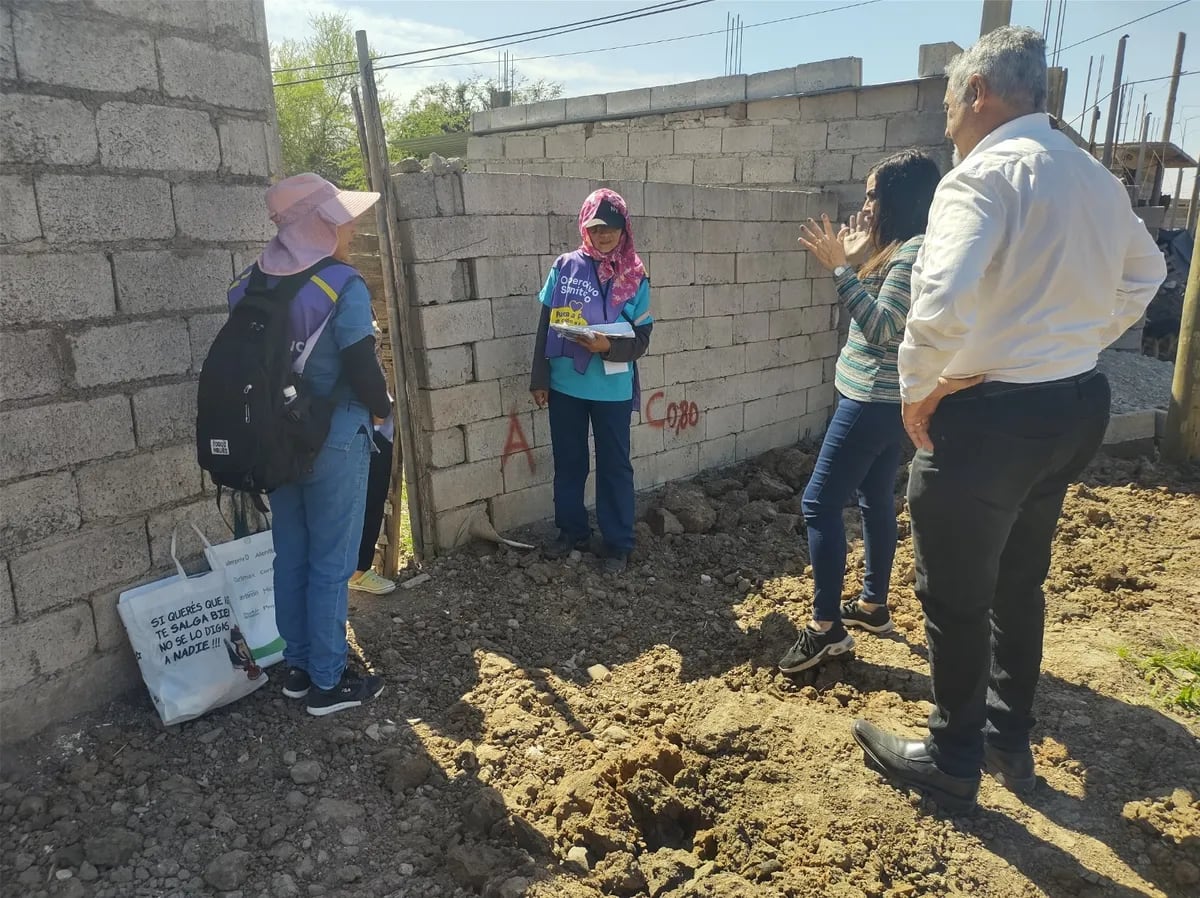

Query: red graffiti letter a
501 410 534 473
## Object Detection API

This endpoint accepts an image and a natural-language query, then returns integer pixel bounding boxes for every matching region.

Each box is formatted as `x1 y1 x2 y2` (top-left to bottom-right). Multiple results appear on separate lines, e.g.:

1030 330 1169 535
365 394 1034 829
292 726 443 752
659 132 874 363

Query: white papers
551 321 635 340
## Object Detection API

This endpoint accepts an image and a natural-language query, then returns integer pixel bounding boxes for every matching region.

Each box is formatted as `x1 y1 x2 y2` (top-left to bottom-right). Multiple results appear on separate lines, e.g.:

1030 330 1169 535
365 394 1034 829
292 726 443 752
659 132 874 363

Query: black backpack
196 259 340 495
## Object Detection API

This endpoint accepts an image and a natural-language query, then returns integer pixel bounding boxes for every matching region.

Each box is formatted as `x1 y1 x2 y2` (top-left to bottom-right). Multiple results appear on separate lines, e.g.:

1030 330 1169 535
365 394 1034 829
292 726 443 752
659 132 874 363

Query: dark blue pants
910 372 1110 778
548 390 635 554
802 396 905 622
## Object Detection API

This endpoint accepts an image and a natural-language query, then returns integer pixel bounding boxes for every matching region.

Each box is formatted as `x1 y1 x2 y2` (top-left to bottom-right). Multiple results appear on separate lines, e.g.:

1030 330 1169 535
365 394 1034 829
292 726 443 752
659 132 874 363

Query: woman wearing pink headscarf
529 189 654 574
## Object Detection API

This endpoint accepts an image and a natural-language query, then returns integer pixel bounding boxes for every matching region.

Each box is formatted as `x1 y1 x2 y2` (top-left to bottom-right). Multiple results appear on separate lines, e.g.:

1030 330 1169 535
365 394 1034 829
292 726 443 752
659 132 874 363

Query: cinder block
0 10 14 81
721 125 773 155
502 443 553 492
206 0 259 37
0 395 134 481
852 151 891 181
703 404 744 441
0 175 39 243
748 98 800 120
218 118 271 176
529 175 593 216
795 58 862 93
474 335 533 381
647 252 694 286
634 443 698 491
857 83 919 117
647 158 694 185
0 473 80 554
173 182 274 242
467 136 504 159
699 435 737 470
418 299 494 350
408 260 470 306
505 136 545 159
97 103 219 171
158 37 270 110
643 183 694 220
737 251 806 283
885 112 948 148
628 130 674 157
742 155 794 185
13 6 156 93
132 381 199 448
652 320 693 353
665 345 744 384
695 75 746 106
401 216 549 260
1103 410 1157 445
747 68 797 101
691 186 736 220
37 174 172 242
9 519 149 620
565 94 607 120
525 98 566 126
77 444 201 521
732 312 771 345
744 339 783 372
702 220 739 253
424 427 466 469
114 250 232 314
743 394 779 431
693 316 734 349
0 94 98 166
653 285 704 321
469 256 543 301
491 298 541 340
779 279 815 309
470 111 492 133
694 157 742 186
419 345 474 390
603 158 647 181
828 120 886 150
800 92 858 122
93 0 212 30
144 497 234 574
392 173 438 219
645 218 702 253
919 42 963 78
694 254 735 285
772 190 812 222
0 567 13 625
70 319 192 388
562 161 605 180
423 381 502 430
0 603 97 689
814 152 853 182
188 312 226 372
807 382 837 413
0 330 67 402
465 413 526 462
738 221 802 252
606 89 651 117
736 419 800 461
585 132 628 157
430 460 504 510
489 483 554 533
743 281 783 312
546 132 585 158
811 329 841 358
674 128 723 156
488 105 528 131
772 123 828 155
703 284 743 317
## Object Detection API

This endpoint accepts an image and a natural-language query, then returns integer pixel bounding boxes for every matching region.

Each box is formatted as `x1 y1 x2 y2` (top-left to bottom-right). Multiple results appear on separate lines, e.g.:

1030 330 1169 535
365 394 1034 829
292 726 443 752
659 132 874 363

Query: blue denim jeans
270 426 371 690
548 390 635 554
802 396 905 622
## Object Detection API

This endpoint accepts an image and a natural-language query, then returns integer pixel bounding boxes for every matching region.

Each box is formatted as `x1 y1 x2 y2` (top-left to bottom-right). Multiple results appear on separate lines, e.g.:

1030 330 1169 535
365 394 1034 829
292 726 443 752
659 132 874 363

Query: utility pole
980 0 1013 36
1102 35 1128 168
1132 113 1152 203
1163 227 1200 463
1153 33 1187 204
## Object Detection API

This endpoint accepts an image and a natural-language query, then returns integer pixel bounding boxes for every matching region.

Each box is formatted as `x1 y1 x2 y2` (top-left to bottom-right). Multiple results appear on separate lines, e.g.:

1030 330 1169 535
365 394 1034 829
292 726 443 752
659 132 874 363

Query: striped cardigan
833 234 923 403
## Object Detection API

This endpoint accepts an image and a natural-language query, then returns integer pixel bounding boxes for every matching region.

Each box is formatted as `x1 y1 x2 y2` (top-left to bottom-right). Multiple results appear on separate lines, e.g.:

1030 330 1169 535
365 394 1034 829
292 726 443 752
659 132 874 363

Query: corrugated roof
389 132 470 159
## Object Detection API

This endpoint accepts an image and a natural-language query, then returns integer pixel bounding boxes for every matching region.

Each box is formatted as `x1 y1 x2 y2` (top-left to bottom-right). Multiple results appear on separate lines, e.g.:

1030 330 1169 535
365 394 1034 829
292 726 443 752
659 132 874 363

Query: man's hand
531 389 549 409
902 375 985 451
576 332 611 354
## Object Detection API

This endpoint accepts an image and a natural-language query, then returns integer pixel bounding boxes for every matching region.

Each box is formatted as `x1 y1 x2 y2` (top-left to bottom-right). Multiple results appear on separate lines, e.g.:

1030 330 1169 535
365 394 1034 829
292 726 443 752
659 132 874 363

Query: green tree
391 75 563 141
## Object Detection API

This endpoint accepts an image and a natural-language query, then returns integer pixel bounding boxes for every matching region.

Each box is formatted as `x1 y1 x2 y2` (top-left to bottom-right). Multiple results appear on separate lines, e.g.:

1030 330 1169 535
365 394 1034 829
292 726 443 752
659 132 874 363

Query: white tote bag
118 528 267 725
200 527 285 668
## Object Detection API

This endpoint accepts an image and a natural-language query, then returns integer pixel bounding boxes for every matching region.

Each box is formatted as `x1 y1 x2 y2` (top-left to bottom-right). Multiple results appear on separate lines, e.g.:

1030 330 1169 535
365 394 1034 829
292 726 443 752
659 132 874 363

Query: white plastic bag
199 528 284 669
118 527 267 725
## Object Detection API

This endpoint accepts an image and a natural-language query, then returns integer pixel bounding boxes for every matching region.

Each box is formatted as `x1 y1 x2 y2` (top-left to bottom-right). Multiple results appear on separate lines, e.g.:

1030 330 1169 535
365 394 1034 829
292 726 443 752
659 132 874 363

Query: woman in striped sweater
780 150 945 674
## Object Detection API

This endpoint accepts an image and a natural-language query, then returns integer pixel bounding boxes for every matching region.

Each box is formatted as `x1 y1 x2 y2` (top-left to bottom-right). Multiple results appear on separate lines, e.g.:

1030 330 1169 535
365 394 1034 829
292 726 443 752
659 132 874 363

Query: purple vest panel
545 251 616 373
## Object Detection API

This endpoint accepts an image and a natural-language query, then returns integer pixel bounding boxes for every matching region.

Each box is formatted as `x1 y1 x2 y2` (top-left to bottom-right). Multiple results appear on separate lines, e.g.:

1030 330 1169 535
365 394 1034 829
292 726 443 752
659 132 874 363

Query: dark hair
860 150 942 279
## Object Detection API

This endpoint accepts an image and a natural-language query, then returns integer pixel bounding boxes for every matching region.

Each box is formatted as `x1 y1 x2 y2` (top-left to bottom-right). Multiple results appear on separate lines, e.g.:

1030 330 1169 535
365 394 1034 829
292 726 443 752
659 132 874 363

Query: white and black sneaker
839 598 895 634
778 625 855 673
282 667 311 699
305 672 385 717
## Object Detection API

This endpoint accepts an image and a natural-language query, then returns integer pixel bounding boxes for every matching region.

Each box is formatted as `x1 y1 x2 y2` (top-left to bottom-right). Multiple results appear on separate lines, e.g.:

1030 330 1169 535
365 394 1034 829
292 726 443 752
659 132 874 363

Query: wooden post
1153 33 1187 205
979 0 1012 37
1087 107 1101 155
1102 36 1128 169
1169 168 1185 227
354 30 435 563
1132 113 1152 203
1163 228 1200 463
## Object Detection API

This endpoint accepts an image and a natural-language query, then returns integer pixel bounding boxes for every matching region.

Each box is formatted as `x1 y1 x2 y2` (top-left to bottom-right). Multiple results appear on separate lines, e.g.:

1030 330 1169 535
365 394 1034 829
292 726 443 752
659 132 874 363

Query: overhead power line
1065 70 1199 128
1056 0 1191 55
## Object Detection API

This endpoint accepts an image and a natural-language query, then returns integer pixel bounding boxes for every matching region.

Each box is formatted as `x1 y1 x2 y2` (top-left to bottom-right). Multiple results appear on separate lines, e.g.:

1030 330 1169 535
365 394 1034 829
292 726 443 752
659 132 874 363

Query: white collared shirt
899 113 1167 402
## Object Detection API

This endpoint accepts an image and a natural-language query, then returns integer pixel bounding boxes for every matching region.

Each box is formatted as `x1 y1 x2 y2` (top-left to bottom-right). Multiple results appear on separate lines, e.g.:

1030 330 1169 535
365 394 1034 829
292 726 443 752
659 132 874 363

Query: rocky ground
2 446 1198 898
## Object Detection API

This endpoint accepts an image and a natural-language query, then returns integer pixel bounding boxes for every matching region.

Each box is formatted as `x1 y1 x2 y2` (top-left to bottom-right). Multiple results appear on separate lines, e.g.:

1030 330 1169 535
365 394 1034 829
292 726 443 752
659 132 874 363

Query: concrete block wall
391 172 842 549
468 62 953 222
0 0 276 742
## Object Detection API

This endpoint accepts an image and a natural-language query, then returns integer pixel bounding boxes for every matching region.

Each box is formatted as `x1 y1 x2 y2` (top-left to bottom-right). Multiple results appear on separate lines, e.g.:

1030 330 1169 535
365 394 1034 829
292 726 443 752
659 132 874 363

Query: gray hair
947 26 1047 112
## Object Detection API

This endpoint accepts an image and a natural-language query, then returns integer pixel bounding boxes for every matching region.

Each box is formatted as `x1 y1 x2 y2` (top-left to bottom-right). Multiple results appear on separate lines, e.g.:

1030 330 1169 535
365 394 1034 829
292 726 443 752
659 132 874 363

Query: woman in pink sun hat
227 173 392 717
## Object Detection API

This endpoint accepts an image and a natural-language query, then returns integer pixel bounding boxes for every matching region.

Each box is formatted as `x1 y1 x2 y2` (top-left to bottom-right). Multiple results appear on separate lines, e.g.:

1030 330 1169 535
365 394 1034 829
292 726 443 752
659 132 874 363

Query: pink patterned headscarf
577 189 646 306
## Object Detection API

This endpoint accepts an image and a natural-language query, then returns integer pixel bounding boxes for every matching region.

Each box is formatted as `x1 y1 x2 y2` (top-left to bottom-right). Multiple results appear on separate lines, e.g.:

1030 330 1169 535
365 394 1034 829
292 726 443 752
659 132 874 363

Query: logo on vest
557 274 600 302
550 303 588 327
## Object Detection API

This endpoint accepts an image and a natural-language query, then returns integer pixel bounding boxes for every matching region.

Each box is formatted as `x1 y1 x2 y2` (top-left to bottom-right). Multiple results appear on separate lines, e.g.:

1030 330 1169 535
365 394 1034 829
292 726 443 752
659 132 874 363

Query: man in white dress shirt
852 26 1165 813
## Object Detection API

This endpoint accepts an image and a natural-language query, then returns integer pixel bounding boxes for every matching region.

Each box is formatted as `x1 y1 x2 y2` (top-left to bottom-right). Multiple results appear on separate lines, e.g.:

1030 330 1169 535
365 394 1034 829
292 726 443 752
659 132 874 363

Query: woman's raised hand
798 213 848 272
840 212 873 265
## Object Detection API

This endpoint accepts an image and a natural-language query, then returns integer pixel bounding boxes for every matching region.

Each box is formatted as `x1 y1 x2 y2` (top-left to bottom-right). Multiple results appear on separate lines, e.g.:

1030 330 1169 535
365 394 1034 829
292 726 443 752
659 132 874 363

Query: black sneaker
779 625 855 673
543 532 589 560
602 552 629 575
282 667 311 699
305 672 385 717
839 598 895 634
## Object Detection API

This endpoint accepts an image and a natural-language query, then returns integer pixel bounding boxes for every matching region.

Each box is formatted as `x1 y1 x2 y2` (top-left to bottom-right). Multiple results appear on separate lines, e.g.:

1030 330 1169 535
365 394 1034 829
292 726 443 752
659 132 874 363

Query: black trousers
907 372 1110 777
357 430 393 572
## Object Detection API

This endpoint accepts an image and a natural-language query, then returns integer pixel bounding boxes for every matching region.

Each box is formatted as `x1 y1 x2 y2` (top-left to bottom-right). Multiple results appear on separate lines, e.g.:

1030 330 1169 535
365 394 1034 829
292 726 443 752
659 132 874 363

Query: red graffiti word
645 391 700 435
501 408 535 473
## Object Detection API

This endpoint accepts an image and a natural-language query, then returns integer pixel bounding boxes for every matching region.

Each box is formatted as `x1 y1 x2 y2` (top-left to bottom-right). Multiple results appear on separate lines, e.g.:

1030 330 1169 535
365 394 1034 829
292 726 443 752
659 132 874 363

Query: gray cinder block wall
467 55 954 221
391 171 843 548
0 0 277 742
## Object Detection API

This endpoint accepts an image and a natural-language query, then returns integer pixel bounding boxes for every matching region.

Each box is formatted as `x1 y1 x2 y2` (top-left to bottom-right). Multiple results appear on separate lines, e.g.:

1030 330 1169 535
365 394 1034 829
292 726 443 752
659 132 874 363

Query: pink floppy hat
258 173 380 275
